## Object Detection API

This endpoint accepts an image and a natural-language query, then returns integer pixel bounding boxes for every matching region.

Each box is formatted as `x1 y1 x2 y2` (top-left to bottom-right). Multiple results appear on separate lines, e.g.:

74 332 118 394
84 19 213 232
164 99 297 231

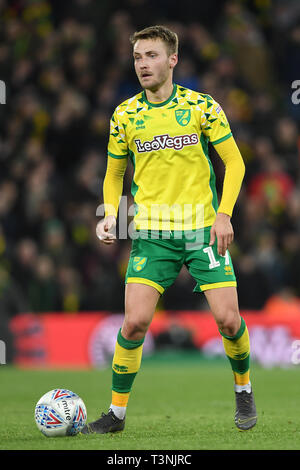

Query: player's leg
204 286 257 430
82 233 182 435
185 228 256 430
81 282 160 434
109 282 160 420
121 281 160 340
204 286 249 379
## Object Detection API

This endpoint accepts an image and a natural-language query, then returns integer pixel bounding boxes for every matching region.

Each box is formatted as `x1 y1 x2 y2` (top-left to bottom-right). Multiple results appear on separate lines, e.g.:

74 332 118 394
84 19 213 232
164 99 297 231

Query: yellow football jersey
107 83 233 230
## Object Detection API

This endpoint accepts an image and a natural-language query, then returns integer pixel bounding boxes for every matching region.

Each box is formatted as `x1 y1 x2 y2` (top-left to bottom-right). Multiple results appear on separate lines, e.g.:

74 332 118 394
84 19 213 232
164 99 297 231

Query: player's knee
217 311 240 337
122 318 149 341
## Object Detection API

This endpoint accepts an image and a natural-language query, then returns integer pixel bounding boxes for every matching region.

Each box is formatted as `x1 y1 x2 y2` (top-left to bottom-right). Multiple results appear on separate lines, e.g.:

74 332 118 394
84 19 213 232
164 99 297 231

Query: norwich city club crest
133 257 148 272
175 109 191 126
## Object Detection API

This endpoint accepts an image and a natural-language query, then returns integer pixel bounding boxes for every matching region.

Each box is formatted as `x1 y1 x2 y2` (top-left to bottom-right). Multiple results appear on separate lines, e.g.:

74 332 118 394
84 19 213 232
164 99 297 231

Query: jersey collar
142 83 177 108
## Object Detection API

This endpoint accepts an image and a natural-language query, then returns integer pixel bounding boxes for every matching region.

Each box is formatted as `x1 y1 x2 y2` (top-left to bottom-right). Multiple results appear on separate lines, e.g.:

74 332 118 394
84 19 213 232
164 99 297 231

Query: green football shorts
125 227 237 294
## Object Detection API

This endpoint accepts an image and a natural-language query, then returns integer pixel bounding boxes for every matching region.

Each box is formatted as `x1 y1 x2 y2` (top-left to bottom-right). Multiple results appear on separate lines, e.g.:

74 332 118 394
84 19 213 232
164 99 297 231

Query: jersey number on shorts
203 247 230 269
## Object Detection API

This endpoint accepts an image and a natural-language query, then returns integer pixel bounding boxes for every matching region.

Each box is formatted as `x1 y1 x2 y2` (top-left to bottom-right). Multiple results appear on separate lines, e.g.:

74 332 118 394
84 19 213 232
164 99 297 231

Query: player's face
133 39 177 91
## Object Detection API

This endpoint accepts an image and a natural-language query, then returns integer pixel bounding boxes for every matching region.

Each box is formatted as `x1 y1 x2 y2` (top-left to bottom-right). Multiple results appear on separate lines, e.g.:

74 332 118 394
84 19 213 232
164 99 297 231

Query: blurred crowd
0 0 300 317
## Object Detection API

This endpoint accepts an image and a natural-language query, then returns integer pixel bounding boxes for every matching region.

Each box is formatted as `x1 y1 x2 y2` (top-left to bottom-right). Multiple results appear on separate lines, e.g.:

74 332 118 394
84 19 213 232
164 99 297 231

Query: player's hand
209 213 234 256
96 215 117 244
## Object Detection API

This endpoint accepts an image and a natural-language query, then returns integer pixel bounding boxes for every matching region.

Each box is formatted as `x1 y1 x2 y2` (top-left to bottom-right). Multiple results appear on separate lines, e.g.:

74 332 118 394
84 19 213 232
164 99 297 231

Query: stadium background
0 0 300 370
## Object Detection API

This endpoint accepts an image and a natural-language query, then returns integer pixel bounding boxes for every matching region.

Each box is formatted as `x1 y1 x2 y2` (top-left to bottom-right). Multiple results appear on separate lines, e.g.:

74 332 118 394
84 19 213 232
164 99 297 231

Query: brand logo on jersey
175 109 191 126
135 119 145 130
134 133 199 153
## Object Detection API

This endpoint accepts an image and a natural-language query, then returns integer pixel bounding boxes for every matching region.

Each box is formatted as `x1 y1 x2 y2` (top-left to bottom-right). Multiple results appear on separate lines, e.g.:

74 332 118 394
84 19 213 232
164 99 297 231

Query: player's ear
169 53 178 69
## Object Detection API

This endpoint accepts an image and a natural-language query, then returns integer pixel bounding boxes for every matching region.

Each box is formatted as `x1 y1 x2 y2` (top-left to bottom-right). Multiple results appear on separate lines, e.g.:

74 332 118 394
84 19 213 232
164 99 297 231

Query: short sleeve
107 109 128 159
201 96 232 145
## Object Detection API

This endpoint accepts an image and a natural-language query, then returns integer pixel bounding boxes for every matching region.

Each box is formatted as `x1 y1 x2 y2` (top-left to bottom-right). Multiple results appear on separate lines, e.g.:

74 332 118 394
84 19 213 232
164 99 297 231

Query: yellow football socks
110 329 144 419
220 317 251 389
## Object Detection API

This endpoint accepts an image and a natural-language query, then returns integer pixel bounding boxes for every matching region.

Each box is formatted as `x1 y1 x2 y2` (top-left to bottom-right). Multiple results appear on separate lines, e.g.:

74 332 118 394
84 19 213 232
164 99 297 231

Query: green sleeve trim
211 132 232 146
117 328 145 349
219 316 246 341
108 151 128 159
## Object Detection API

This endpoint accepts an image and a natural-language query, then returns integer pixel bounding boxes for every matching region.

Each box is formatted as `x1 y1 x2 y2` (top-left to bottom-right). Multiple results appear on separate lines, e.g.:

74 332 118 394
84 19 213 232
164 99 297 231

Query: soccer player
81 25 257 434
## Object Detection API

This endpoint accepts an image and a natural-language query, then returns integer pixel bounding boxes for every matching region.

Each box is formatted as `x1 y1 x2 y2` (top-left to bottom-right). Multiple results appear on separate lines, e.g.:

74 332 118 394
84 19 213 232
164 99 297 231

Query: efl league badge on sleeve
216 105 229 128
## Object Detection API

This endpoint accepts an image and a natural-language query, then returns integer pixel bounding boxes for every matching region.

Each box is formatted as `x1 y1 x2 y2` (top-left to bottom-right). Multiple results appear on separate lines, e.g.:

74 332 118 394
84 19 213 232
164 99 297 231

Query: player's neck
144 80 174 104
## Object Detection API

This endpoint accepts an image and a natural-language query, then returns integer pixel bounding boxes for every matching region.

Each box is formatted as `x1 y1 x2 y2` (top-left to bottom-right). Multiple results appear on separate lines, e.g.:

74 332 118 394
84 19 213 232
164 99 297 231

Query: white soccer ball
34 388 87 437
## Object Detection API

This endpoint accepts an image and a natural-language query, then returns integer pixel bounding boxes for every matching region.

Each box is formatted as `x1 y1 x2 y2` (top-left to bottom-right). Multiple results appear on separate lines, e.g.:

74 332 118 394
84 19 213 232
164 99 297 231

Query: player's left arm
201 96 245 256
210 135 245 256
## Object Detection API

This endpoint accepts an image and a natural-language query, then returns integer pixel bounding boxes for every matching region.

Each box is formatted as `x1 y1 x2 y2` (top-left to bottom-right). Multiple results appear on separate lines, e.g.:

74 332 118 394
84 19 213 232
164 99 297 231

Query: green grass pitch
1 352 300 450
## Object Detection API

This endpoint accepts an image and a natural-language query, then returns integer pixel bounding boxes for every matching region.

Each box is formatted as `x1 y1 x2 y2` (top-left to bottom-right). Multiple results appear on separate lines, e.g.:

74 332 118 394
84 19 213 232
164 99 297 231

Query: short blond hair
130 25 178 56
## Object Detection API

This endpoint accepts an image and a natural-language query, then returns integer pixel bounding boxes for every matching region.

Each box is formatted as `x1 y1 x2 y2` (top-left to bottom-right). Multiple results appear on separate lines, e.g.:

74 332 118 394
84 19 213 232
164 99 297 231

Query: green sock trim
226 353 250 374
219 316 246 341
117 328 145 350
112 371 137 393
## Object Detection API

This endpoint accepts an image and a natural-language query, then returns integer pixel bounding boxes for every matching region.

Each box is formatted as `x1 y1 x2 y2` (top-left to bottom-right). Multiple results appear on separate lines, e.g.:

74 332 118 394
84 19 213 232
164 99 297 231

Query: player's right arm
96 108 129 244
96 156 128 244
